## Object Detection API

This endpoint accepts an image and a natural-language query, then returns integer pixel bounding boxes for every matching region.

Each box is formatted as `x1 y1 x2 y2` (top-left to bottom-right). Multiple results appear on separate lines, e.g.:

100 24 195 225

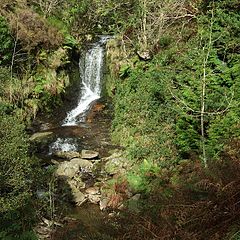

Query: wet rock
30 131 53 141
54 151 80 159
86 102 105 123
81 149 99 159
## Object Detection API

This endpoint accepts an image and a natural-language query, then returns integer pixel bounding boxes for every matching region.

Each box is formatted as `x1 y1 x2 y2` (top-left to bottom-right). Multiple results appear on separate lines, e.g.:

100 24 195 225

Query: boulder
70 158 93 171
30 131 53 141
55 161 80 179
67 178 85 190
56 158 93 179
81 150 99 159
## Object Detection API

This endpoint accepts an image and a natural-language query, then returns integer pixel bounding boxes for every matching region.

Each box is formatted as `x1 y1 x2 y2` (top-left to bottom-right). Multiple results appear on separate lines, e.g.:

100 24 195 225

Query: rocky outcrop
54 150 134 209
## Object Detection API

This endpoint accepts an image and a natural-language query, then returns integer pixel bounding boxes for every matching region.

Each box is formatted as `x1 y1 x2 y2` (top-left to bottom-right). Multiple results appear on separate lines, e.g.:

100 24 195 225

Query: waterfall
62 36 110 126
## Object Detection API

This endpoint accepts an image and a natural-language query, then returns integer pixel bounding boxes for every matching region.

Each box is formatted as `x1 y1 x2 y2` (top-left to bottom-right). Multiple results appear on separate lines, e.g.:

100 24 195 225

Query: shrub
0 16 14 65
0 113 38 238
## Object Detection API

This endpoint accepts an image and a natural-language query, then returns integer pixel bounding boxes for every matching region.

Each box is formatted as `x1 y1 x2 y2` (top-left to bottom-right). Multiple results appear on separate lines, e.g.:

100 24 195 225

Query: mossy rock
29 131 54 142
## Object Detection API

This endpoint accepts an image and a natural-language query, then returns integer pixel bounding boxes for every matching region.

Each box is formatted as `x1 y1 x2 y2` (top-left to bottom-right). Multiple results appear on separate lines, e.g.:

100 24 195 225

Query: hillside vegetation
105 0 240 239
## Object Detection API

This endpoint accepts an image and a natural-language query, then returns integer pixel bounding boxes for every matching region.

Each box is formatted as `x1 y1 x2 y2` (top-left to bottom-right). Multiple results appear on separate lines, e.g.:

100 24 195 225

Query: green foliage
0 231 37 240
127 160 160 192
0 114 33 213
0 16 14 65
0 113 40 238
111 0 240 167
47 17 78 47
0 67 11 98
112 59 177 164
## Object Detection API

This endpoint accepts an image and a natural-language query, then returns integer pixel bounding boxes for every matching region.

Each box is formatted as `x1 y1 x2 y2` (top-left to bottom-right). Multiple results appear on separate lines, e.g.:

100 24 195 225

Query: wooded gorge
0 0 240 239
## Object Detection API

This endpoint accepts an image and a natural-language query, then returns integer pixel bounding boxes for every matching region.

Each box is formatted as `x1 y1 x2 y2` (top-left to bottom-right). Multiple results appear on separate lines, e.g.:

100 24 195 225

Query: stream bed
32 36 126 239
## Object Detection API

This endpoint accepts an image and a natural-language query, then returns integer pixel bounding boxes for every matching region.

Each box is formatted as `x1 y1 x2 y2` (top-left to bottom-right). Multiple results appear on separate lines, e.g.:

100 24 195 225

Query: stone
56 158 93 179
85 186 100 195
30 131 53 141
39 123 53 131
100 197 109 210
67 178 85 190
36 190 47 199
81 150 99 159
88 194 101 204
54 151 80 159
72 190 86 205
70 158 93 171
130 194 141 201
51 159 59 165
137 50 151 61
55 161 80 179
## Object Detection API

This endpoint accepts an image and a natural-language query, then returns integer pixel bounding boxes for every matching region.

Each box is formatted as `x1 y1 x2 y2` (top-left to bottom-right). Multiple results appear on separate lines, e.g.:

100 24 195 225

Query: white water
62 36 110 126
49 137 78 155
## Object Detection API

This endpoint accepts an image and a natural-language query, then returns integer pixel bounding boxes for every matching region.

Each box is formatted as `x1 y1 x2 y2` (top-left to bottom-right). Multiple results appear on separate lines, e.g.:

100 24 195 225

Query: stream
34 36 123 239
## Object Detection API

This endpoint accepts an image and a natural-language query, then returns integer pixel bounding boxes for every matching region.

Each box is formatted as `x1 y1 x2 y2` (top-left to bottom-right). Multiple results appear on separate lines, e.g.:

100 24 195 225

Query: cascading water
62 36 110 126
48 138 78 155
35 36 121 240
48 36 110 155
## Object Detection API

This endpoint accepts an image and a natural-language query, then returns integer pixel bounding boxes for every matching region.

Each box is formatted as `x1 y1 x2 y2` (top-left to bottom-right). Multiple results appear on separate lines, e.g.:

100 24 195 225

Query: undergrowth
116 139 240 240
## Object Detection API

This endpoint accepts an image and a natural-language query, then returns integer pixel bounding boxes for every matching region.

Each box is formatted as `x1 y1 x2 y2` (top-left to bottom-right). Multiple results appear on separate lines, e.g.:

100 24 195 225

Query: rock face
81 150 99 159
